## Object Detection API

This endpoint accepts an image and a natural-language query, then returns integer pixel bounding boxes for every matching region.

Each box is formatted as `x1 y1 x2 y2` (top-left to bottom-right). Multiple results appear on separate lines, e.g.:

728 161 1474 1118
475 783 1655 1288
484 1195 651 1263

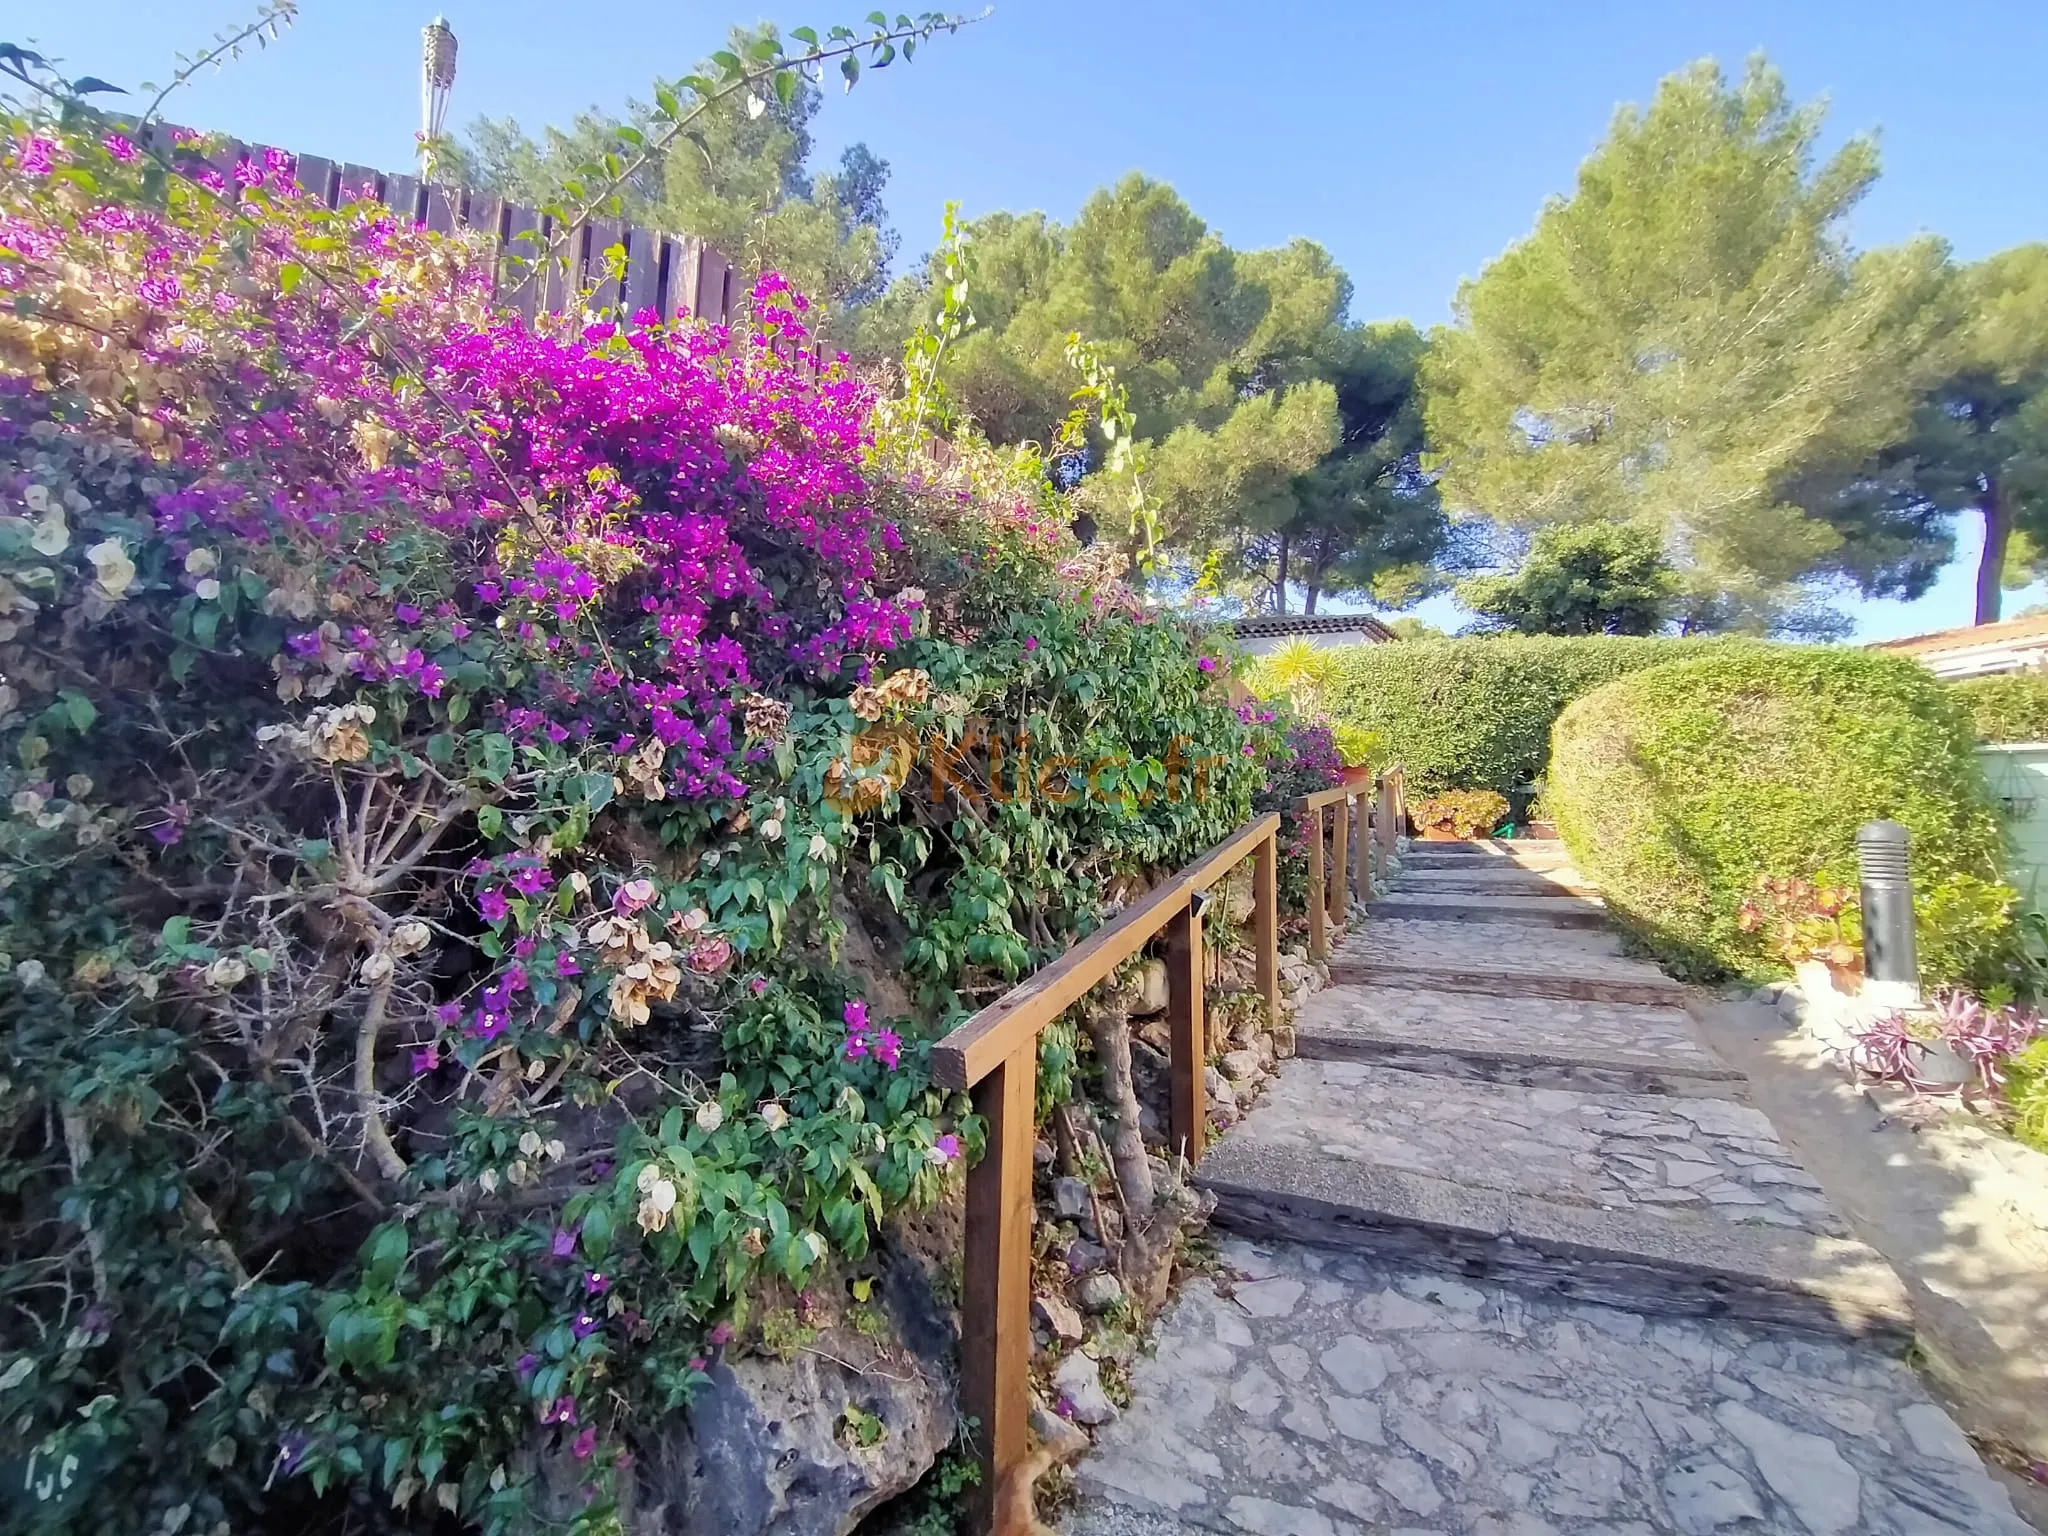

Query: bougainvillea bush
0 119 1268 1533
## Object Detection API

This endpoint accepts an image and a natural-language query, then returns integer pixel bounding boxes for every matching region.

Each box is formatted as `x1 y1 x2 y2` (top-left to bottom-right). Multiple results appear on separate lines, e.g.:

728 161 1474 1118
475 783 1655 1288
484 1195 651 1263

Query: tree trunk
1304 583 1320 615
1976 477 2010 626
1273 532 1289 615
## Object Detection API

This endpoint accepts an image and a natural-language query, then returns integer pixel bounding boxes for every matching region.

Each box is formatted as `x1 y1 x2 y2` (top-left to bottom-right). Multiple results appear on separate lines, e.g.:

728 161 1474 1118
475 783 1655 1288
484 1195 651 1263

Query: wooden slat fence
931 764 1404 1536
136 124 749 333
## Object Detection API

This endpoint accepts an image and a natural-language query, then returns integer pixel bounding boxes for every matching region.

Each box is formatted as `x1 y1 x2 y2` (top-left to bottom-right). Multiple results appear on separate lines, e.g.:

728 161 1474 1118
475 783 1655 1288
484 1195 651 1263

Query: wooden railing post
1253 827 1279 1025
1165 899 1207 1163
963 1045 1036 1536
1306 805 1327 963
1377 773 1397 869
1330 793 1349 923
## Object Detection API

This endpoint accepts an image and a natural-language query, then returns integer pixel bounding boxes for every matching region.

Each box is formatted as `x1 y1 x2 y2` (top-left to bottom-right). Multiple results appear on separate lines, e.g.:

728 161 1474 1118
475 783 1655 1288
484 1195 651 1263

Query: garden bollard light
1856 819 1919 1007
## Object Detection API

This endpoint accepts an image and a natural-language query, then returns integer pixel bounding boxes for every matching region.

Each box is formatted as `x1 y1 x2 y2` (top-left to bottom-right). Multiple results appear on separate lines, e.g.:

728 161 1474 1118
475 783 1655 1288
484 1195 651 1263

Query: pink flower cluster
840 998 901 1070
5 156 915 802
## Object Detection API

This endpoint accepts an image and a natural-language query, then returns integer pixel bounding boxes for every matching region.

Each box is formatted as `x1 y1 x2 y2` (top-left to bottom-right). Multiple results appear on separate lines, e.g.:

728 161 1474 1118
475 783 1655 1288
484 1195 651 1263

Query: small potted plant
1332 724 1385 788
1411 788 1509 842
1736 875 1863 996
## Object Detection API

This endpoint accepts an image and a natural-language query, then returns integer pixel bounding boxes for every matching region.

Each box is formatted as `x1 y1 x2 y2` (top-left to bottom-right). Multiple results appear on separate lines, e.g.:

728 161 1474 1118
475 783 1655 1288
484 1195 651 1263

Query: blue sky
17 0 2047 638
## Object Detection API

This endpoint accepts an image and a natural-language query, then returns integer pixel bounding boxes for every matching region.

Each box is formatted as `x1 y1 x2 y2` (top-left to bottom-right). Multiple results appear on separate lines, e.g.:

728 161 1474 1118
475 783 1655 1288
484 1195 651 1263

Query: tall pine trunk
1273 532 1289 614
1977 476 2009 626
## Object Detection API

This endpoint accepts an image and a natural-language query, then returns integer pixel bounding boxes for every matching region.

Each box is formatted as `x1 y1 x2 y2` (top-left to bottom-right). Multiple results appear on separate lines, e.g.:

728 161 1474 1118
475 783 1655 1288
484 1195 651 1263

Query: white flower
204 955 250 990
360 951 395 983
695 1100 724 1134
22 483 49 514
899 586 926 605
64 774 91 798
759 1102 789 1132
11 790 45 818
84 539 136 600
544 1138 566 1162
760 818 783 842
636 1162 664 1194
681 908 710 932
31 511 68 556
15 958 47 988
518 1130 542 1157
807 833 830 860
390 921 432 956
800 1231 827 1263
568 871 592 895
184 548 219 575
478 1168 499 1194
194 578 221 601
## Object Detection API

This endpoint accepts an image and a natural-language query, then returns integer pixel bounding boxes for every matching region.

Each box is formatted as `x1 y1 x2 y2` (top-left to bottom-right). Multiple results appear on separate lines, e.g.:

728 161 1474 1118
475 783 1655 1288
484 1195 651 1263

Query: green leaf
840 55 860 91
773 68 798 109
581 1203 613 1264
59 689 95 732
278 262 304 296
476 805 504 839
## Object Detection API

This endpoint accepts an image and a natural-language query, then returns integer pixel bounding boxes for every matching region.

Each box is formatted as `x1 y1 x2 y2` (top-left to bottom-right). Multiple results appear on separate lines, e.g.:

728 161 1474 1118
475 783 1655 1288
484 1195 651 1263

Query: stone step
1401 839 1574 870
1366 892 1609 929
1334 960 1690 1007
1330 919 1688 1006
1221 1057 1838 1233
1293 983 1745 1096
1395 866 1600 897
1197 1137 1911 1342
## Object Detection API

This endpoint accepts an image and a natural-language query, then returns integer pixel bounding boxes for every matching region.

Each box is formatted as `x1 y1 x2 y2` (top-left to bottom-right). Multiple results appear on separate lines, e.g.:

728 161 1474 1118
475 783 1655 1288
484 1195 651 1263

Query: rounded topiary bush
1549 647 2006 982
1950 672 2048 744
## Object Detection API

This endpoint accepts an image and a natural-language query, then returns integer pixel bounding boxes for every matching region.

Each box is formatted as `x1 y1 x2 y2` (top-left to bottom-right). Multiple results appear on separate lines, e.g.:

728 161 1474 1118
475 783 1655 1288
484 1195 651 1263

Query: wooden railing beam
1165 901 1206 1163
1330 794 1350 922
1253 827 1279 1025
963 1043 1036 1536
932 814 1279 1092
1306 806 1327 964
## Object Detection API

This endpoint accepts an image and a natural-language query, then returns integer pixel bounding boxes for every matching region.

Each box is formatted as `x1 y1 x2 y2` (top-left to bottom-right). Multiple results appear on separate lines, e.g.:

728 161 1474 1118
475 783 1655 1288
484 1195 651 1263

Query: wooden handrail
936 810 1281 1535
932 812 1280 1092
940 763 1402 1536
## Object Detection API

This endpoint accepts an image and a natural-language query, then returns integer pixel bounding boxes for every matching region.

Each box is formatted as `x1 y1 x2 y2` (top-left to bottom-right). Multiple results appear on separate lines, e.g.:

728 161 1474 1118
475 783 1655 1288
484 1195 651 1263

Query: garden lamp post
1856 819 1919 1006
419 17 458 178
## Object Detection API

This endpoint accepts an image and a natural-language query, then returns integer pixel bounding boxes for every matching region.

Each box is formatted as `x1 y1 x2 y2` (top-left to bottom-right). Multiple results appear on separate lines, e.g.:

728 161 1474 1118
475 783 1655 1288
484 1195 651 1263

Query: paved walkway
1070 840 2033 1536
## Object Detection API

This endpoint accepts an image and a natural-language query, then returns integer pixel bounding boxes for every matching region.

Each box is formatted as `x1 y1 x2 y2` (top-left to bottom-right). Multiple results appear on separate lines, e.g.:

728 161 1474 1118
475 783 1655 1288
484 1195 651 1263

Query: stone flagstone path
1068 840 2032 1536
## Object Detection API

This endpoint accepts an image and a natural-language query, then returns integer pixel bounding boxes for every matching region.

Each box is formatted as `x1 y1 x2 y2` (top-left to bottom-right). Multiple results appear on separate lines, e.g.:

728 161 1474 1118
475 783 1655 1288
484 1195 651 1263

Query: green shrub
1549 647 2008 984
1323 635 1726 797
1950 673 2048 744
2005 1038 2048 1153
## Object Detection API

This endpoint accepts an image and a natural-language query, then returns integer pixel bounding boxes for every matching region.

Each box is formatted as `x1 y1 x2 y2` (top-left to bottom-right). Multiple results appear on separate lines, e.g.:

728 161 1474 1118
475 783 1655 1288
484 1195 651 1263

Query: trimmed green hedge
1950 673 2048 744
1549 647 2008 983
1323 635 1724 797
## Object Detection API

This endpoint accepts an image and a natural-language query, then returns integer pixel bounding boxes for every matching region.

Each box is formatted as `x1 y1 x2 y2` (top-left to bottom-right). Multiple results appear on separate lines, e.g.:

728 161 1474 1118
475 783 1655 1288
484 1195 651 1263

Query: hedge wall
1322 635 1725 797
1549 647 2008 983
1950 673 2048 744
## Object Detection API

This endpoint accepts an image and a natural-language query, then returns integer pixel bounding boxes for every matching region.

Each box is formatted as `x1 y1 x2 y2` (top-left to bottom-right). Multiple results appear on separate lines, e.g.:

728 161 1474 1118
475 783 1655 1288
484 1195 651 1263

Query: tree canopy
454 25 900 324
1787 244 2048 623
1457 521 1675 636
860 177 1450 612
1422 57 1949 634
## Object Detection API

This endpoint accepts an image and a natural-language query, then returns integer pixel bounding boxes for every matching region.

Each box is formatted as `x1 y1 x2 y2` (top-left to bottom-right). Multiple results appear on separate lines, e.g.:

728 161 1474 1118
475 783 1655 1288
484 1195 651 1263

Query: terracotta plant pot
1339 764 1374 788
1417 825 1462 842
1521 820 1559 841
